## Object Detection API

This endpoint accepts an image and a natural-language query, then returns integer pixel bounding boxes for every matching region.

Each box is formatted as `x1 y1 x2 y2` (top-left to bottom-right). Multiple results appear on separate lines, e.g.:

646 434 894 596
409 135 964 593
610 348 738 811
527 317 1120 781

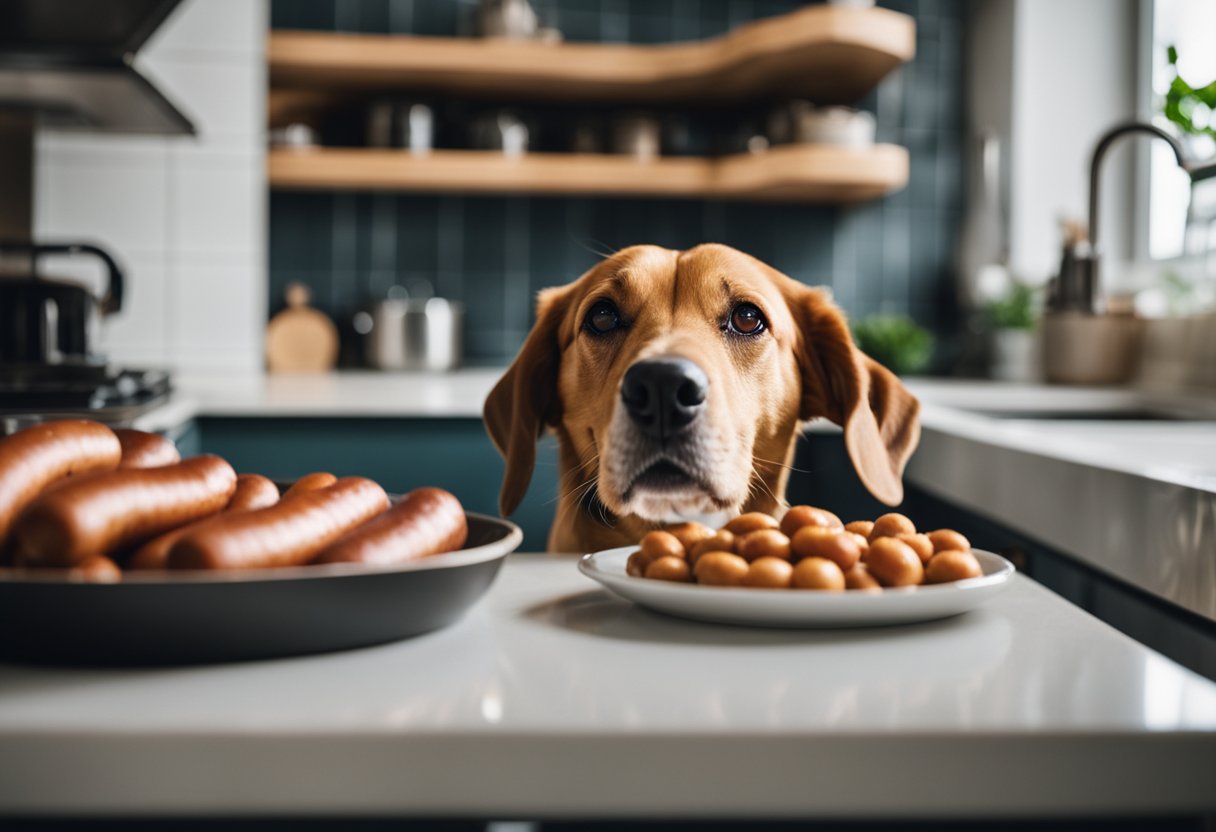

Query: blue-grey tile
269 192 333 273
413 0 461 35
272 0 336 30
628 14 674 43
386 0 416 33
556 10 604 41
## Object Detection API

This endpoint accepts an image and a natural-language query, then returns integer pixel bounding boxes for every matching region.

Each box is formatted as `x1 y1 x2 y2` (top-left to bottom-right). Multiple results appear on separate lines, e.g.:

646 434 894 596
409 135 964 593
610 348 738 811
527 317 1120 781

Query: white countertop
0 555 1213 819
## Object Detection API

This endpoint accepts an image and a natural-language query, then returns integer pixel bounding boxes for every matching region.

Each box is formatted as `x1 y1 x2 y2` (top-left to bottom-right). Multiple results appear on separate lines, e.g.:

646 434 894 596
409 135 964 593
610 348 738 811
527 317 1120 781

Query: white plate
578 546 1015 628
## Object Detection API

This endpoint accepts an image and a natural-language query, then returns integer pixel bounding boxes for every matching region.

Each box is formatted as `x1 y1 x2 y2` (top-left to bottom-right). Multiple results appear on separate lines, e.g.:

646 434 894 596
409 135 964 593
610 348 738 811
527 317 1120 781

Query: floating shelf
268 5 914 123
267 145 909 203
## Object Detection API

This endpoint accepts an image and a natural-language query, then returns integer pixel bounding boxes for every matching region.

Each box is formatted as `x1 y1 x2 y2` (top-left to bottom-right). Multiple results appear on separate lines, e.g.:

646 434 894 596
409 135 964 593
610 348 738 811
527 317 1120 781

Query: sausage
168 477 389 570
127 473 281 570
283 472 337 498
114 429 180 469
67 555 123 583
226 474 281 513
11 455 237 567
0 420 122 544
312 486 466 566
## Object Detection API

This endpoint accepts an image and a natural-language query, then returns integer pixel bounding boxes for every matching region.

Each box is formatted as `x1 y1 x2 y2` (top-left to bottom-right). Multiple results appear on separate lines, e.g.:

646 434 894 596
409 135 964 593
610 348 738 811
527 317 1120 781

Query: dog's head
485 243 920 523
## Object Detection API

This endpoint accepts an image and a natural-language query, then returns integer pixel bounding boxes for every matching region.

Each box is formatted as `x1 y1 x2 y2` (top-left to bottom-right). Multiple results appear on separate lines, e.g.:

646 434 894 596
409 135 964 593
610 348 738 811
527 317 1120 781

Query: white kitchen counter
0 555 1213 819
901 380 1216 623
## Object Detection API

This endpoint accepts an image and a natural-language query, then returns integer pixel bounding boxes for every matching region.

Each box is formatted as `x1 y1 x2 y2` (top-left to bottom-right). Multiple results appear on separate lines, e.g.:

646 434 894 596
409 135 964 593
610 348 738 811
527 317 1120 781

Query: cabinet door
198 417 557 551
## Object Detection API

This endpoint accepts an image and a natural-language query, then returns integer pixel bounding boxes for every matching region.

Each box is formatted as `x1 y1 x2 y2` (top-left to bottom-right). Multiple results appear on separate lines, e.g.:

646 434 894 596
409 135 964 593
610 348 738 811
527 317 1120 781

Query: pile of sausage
627 506 983 591
0 419 468 582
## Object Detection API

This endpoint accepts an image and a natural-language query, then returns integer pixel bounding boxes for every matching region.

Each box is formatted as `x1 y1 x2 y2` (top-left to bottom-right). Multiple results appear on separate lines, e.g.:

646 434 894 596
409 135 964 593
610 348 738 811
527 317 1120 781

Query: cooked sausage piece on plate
127 473 282 570
283 472 338 498
167 476 389 570
113 429 181 469
0 420 122 544
313 486 467 567
11 455 237 567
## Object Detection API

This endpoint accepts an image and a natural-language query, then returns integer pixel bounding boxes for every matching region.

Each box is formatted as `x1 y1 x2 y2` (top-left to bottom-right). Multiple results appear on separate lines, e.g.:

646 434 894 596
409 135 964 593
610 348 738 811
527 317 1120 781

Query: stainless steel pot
0 241 124 364
354 285 464 372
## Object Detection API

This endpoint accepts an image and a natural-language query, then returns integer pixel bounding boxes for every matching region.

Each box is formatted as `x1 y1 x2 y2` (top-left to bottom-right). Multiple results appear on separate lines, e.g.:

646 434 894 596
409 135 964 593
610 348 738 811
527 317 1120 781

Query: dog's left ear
483 286 572 517
788 285 921 506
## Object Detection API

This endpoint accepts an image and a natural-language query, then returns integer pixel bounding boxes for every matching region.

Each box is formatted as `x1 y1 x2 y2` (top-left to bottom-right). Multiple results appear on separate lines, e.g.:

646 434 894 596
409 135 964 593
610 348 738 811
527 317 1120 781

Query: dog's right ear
484 286 572 516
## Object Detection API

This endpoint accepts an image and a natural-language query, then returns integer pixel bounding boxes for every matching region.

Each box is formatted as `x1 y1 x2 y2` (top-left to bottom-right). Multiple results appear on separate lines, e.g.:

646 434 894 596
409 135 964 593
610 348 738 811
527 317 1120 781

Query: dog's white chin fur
629 488 735 526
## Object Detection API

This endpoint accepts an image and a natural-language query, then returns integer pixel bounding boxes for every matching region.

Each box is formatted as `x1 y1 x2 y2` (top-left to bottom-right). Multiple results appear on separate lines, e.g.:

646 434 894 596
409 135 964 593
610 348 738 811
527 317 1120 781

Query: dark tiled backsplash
269 0 966 365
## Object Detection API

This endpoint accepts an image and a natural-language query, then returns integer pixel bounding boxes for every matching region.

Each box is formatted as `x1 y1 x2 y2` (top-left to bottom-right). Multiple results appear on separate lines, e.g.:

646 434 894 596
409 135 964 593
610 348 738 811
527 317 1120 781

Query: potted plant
851 315 934 376
985 282 1040 381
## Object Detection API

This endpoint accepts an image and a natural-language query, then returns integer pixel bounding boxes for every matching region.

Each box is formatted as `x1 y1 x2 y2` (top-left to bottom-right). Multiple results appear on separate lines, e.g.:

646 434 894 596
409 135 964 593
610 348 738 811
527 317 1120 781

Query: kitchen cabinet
198 416 558 551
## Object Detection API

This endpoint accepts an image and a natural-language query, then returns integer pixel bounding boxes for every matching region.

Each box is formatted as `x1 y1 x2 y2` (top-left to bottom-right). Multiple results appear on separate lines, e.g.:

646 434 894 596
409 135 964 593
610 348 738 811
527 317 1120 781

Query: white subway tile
170 148 263 256
140 56 264 143
34 144 171 255
168 260 265 372
142 0 267 59
97 253 174 367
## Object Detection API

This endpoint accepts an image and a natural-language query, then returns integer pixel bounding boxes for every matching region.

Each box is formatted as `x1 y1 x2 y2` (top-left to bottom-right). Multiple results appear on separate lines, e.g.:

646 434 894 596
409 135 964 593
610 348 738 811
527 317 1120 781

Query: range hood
0 0 194 135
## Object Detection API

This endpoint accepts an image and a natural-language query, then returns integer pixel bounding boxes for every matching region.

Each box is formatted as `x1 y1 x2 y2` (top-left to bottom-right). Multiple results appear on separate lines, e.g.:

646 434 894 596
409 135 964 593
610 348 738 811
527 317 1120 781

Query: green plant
1164 45 1216 139
851 315 933 376
985 282 1038 330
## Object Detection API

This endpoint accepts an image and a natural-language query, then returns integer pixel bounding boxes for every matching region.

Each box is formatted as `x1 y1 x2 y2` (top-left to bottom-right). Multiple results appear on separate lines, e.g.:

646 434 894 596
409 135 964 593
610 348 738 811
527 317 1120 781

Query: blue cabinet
198 417 557 551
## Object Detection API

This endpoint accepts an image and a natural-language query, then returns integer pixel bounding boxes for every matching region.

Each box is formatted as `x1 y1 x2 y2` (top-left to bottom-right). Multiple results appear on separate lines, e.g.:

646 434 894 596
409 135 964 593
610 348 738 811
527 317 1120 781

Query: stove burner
0 363 171 424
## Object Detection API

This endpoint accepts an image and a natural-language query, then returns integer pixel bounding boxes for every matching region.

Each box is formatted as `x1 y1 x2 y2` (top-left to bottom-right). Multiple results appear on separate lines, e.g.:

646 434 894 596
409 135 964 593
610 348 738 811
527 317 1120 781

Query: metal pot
0 241 124 364
353 285 464 372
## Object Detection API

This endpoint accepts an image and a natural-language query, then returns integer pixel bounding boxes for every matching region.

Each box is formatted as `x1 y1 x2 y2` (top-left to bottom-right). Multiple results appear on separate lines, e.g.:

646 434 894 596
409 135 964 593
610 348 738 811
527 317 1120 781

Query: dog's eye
584 300 621 334
728 303 766 336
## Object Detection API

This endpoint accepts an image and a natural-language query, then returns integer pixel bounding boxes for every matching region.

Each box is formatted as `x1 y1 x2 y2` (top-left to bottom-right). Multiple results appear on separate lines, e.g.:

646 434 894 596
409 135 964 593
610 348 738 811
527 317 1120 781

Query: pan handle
0 240 125 316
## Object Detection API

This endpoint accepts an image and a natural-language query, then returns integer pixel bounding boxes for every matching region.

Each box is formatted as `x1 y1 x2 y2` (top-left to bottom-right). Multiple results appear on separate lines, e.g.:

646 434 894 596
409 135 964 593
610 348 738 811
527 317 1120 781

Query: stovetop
0 362 171 425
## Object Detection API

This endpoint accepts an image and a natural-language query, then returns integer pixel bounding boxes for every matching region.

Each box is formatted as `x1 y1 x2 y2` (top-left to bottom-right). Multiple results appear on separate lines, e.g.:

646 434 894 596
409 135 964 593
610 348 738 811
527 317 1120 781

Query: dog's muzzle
619 356 708 443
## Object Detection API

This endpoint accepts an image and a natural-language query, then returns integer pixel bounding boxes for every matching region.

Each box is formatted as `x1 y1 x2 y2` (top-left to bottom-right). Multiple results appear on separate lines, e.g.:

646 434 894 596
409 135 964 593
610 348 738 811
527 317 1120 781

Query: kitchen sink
965 408 1213 421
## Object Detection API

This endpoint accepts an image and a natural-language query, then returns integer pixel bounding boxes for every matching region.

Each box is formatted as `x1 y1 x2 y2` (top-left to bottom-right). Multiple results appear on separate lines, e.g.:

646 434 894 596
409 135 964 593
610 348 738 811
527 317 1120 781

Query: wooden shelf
268 5 914 122
266 145 909 203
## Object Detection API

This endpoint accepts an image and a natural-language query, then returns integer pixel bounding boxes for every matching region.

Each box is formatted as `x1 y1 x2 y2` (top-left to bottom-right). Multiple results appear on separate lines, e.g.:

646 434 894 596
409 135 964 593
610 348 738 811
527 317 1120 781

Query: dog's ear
788 286 921 506
484 286 572 516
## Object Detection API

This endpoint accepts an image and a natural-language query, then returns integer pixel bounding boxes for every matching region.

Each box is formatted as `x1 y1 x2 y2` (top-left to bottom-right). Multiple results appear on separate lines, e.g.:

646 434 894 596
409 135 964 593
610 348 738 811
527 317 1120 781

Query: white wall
969 0 1140 287
33 0 267 373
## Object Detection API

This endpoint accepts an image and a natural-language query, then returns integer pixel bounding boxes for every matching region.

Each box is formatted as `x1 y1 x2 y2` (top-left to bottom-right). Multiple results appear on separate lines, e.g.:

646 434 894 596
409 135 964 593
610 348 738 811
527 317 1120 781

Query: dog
484 243 921 553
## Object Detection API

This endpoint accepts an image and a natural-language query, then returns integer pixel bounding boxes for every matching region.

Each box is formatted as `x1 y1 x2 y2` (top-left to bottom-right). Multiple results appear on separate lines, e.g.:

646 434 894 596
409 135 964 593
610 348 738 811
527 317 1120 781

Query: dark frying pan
0 512 521 666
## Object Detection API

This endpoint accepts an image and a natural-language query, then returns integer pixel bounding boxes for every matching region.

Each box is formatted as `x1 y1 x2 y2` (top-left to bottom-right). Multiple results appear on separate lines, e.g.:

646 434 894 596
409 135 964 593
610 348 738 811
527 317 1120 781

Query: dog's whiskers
751 454 810 475
749 463 782 508
571 235 620 261
551 466 600 509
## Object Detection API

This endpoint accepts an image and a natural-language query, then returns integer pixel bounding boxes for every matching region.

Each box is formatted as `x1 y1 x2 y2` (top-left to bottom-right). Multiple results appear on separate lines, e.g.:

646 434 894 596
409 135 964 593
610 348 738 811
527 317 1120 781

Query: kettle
354 283 464 372
0 241 124 364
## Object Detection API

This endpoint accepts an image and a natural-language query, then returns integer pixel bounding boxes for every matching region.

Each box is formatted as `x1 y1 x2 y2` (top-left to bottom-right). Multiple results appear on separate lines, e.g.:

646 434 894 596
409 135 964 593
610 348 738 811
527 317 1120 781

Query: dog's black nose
620 356 709 442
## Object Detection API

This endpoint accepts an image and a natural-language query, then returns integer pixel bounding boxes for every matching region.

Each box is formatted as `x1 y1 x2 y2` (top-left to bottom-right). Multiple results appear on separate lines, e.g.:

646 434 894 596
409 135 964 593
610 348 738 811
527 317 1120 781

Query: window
1144 0 1216 261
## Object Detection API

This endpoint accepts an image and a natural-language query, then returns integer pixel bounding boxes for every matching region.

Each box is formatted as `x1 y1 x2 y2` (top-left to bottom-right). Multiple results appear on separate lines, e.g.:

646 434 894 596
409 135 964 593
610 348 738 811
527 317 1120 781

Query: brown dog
484 244 921 553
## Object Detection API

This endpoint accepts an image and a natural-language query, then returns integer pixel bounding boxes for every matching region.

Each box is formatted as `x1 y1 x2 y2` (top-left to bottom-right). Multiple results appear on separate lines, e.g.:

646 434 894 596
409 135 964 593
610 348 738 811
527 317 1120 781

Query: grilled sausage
168 477 389 570
226 473 281 513
114 429 181 469
312 486 467 566
283 472 337 498
11 455 237 567
68 555 123 583
127 473 281 570
0 420 122 545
